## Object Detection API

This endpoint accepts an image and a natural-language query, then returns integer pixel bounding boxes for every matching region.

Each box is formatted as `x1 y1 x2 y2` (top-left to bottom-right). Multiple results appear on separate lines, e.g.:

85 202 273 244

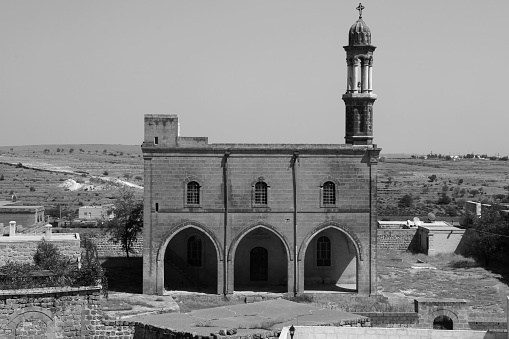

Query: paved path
129 299 367 336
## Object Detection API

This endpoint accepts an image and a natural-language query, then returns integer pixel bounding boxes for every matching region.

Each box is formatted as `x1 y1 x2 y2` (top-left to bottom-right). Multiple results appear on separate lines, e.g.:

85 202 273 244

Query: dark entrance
433 315 453 330
250 247 268 281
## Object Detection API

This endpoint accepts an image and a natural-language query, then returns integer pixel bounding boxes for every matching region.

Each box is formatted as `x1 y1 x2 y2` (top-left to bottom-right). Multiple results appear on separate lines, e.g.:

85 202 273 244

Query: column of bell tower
343 5 376 145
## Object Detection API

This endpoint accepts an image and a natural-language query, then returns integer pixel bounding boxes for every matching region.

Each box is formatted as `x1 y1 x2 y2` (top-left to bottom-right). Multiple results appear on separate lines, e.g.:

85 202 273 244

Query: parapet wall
280 325 506 339
377 228 419 251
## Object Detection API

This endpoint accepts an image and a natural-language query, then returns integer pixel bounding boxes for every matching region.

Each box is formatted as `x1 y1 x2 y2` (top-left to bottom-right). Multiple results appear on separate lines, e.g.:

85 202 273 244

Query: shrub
0 174 4 180
75 237 108 297
135 175 143 181
437 194 452 205
428 174 437 182
29 186 35 191
398 194 414 208
34 240 66 271
103 171 109 176
15 162 23 168
0 261 36 289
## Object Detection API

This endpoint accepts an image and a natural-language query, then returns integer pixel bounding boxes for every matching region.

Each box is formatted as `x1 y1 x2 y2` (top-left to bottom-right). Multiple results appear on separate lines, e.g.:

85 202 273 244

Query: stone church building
142 9 380 296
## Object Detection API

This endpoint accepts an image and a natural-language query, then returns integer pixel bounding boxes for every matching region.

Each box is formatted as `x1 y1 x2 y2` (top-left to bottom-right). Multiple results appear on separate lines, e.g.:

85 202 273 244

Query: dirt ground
377 249 509 320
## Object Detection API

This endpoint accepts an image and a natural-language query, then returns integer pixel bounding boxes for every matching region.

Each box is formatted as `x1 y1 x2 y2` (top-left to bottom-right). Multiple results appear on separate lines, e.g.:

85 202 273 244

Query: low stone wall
354 312 418 327
86 234 143 258
0 234 80 266
377 228 419 251
414 298 470 329
0 286 103 338
55 228 143 258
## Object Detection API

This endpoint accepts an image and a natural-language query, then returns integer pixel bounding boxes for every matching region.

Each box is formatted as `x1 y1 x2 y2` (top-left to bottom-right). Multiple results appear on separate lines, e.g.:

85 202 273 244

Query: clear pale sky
1 1 508 155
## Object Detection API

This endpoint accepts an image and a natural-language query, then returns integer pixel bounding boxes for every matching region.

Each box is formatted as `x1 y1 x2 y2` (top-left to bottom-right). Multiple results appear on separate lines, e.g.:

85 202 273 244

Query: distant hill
0 144 141 155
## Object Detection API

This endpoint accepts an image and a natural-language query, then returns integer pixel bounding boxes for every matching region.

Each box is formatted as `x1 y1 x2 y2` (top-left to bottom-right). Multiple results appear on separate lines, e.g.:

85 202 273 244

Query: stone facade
142 13 382 296
141 115 380 295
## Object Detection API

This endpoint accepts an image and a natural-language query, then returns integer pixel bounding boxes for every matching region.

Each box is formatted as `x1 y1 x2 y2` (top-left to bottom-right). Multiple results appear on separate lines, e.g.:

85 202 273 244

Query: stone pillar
45 224 52 240
368 59 373 92
352 59 360 93
9 221 16 237
347 61 353 92
361 60 369 93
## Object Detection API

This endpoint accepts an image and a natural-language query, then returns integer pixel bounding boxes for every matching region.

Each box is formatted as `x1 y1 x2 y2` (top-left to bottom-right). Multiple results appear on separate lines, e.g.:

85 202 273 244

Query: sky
1 1 508 156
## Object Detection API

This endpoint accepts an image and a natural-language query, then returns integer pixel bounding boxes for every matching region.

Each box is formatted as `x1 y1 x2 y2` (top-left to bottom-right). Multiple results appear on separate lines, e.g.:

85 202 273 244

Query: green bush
0 261 36 289
0 239 107 294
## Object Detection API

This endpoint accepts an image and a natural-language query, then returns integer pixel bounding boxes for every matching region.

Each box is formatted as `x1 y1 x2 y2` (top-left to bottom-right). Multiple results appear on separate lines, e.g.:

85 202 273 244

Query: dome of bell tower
349 18 371 46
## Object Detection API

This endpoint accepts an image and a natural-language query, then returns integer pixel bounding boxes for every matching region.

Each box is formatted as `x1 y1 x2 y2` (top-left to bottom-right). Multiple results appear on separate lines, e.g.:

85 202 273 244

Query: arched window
316 236 331 266
254 182 268 205
186 181 200 205
187 236 202 266
322 181 336 205
433 315 453 330
250 247 268 281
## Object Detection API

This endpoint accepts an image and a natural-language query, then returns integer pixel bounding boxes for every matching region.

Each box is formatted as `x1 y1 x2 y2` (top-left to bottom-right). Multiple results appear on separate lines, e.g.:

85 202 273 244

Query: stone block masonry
0 234 80 266
0 286 104 339
377 228 419 251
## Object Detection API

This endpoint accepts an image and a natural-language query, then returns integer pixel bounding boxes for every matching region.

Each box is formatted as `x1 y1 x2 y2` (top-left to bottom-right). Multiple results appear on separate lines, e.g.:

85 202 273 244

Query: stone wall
377 228 419 251
86 234 143 258
354 312 418 327
0 286 103 339
0 235 80 266
54 228 143 258
414 298 470 330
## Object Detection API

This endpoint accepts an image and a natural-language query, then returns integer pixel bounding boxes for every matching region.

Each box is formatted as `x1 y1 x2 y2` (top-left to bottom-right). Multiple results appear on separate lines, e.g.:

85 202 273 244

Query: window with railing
254 182 268 205
322 181 336 205
186 181 200 205
316 236 331 266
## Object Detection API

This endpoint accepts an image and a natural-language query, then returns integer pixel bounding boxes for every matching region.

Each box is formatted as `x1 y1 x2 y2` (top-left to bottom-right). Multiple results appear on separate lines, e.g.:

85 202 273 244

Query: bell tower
343 3 376 145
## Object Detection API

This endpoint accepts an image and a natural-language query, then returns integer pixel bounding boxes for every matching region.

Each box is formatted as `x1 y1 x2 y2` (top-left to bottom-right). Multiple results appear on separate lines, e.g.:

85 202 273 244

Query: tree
428 174 437 182
0 174 4 181
69 148 74 154
466 204 509 266
437 193 451 205
102 187 143 258
398 194 414 208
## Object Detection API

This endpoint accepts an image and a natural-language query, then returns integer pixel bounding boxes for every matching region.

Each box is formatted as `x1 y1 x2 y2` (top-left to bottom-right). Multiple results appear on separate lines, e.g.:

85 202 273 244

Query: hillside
1 146 508 220
0 145 143 217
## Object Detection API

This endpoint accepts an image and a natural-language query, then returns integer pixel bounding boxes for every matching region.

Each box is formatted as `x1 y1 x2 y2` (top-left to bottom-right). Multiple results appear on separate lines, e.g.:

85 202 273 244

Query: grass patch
288 294 414 313
174 295 244 313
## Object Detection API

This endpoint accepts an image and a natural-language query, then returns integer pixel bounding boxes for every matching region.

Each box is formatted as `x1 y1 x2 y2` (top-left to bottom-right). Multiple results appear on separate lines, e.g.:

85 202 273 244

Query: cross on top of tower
356 3 365 19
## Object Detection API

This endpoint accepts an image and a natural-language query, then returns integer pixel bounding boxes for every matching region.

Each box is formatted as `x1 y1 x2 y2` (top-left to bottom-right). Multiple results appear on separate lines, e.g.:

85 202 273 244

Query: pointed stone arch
228 221 291 262
298 220 363 262
228 221 292 293
155 220 224 294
